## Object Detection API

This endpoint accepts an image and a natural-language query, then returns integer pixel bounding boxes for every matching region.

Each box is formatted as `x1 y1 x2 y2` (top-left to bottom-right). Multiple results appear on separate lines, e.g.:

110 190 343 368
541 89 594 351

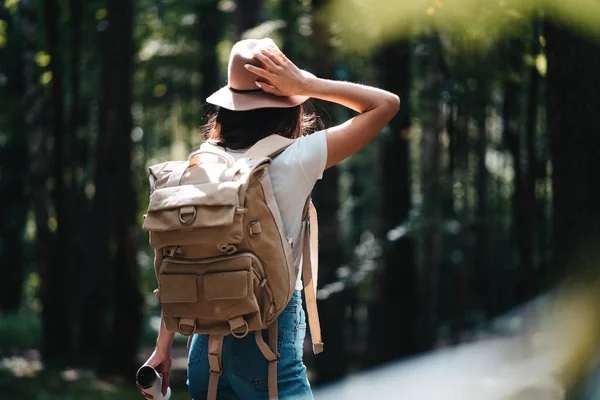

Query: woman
141 38 400 399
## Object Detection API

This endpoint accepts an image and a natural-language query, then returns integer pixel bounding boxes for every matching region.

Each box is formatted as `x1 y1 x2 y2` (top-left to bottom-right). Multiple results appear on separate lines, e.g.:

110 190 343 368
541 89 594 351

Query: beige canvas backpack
142 134 323 400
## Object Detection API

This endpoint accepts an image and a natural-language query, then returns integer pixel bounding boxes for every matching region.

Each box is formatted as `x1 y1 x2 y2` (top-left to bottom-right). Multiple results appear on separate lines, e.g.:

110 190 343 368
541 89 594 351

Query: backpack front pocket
143 182 246 248
158 253 272 335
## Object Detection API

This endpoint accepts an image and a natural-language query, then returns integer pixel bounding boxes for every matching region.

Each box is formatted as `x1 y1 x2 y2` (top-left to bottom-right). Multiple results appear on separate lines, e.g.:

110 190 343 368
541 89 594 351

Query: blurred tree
417 33 445 350
546 21 600 277
0 4 28 313
446 101 471 341
80 0 112 364
235 0 263 39
474 79 490 316
501 33 542 304
309 0 346 384
67 0 92 358
96 0 142 377
195 0 225 112
369 40 417 363
279 0 302 61
40 0 75 363
523 21 543 292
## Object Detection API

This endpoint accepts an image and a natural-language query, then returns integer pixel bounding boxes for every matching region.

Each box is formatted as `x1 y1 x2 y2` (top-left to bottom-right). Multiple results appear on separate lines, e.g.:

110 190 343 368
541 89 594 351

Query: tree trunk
523 25 540 299
545 22 600 278
98 0 142 377
196 0 225 113
235 0 263 39
41 0 75 363
370 40 417 363
417 34 444 351
502 36 537 306
279 0 302 61
474 83 491 315
309 0 346 384
68 0 88 357
79 4 111 362
0 5 28 312
447 104 470 343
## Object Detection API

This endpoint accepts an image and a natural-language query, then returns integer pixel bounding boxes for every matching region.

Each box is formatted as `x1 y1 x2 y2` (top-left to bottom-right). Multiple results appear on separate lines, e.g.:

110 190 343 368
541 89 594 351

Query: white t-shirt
225 131 328 290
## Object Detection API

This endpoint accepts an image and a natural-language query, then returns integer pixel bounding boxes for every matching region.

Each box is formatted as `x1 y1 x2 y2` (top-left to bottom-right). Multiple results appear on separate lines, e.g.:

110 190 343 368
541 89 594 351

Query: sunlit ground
314 284 600 399
3 283 600 399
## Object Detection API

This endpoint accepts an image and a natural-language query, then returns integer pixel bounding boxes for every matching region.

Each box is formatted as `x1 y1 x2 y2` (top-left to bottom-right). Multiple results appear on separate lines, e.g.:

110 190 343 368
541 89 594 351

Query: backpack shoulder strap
165 143 235 187
207 334 224 400
242 134 296 159
302 199 324 354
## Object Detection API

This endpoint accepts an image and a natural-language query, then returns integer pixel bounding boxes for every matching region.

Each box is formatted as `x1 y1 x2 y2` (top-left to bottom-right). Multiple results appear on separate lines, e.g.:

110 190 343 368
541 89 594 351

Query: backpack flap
143 181 246 248
143 182 241 231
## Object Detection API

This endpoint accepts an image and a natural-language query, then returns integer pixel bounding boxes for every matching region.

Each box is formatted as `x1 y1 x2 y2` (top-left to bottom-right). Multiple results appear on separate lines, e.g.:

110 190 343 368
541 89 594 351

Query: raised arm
247 47 400 168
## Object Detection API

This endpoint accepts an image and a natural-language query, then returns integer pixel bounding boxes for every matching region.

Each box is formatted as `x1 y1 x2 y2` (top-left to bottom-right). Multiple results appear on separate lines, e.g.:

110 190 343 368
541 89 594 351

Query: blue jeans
187 291 313 399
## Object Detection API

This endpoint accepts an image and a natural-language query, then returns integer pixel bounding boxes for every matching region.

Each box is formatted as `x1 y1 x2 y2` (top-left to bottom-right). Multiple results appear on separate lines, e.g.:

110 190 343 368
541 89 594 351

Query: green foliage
0 312 41 349
0 369 190 400
325 0 600 53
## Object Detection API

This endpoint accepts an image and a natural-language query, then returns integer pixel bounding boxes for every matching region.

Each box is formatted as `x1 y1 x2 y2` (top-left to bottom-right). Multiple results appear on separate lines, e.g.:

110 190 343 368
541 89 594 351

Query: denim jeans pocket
295 307 307 361
232 329 285 387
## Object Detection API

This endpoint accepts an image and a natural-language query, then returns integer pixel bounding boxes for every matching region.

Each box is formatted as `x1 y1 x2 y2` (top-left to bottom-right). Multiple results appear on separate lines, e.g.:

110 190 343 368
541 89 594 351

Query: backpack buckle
179 206 197 224
178 318 196 336
229 317 249 339
218 244 237 255
248 221 262 236
163 246 180 257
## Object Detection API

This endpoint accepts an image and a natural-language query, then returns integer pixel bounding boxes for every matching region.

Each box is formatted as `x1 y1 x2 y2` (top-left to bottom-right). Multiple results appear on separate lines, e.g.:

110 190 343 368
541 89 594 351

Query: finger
253 52 279 71
244 64 274 80
255 81 281 95
267 46 289 63
260 48 284 66
162 372 170 395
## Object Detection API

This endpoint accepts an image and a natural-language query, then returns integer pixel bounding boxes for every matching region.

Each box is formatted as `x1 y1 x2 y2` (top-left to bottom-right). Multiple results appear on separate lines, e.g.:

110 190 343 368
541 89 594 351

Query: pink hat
206 38 311 111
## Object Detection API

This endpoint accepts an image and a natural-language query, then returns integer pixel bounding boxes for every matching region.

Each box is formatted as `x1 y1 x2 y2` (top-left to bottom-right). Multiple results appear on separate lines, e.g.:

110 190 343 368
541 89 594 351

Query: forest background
1 0 600 398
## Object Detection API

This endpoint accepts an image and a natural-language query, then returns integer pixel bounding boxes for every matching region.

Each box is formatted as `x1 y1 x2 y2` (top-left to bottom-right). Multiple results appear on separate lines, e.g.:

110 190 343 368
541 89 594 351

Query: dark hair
202 103 318 150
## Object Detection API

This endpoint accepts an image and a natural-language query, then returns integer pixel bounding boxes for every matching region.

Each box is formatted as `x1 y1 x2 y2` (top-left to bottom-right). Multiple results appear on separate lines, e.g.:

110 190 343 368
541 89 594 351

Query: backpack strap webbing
303 201 324 354
255 321 280 400
242 134 296 159
207 334 224 400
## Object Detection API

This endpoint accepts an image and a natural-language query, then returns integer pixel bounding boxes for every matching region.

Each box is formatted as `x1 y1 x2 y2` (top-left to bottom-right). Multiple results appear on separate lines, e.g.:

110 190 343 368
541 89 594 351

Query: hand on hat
244 48 310 98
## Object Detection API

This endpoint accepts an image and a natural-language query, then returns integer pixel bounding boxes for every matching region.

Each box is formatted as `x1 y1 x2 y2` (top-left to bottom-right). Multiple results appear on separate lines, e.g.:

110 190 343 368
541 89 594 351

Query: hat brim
206 69 314 111
206 87 309 111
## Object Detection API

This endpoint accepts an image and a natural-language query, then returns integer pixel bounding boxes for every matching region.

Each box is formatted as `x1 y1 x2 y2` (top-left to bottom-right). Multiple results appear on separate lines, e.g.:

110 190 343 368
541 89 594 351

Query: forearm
156 313 175 353
302 77 400 114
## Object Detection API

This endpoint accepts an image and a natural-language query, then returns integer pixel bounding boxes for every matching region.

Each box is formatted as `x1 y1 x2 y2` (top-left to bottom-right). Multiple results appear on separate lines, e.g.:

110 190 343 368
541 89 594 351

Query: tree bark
474 82 491 315
80 2 112 361
523 25 540 299
545 22 600 278
196 0 225 113
449 104 470 342
235 0 263 39
417 34 444 351
279 0 302 61
68 0 88 357
501 36 538 306
370 40 417 363
308 0 346 384
98 0 142 377
42 0 75 363
0 5 28 312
